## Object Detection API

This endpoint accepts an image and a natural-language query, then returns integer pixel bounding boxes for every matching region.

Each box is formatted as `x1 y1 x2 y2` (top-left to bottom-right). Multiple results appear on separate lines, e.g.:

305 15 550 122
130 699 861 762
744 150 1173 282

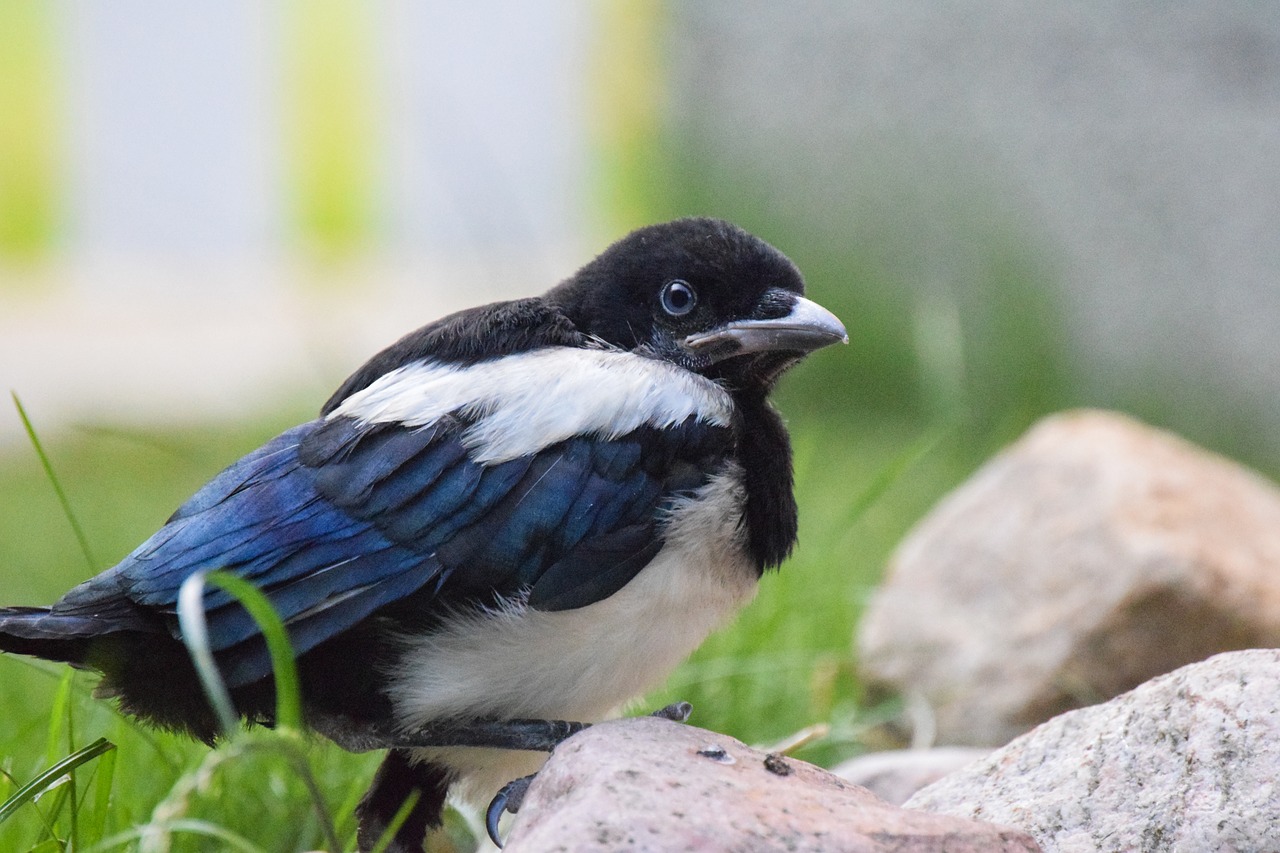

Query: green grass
0 398 971 851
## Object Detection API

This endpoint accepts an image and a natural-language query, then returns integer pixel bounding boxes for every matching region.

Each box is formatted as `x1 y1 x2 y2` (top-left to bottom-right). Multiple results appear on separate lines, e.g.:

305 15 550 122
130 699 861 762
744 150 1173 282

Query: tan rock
857 409 1280 745
502 716 1040 852
906 649 1280 852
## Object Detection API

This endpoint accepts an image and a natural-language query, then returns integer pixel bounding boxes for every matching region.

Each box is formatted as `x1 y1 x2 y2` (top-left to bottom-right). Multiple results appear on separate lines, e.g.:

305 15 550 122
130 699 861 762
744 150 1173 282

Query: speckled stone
907 649 1280 852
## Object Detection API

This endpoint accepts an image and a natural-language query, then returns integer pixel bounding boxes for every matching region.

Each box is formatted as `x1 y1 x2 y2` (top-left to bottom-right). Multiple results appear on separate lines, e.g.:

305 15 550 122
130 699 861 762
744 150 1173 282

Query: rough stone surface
502 716 1041 852
832 747 991 806
906 649 1280 852
857 409 1280 746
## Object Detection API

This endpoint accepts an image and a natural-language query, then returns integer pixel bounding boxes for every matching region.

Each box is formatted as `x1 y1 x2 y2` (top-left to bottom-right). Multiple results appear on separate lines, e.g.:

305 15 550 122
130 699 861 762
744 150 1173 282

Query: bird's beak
683 292 848 363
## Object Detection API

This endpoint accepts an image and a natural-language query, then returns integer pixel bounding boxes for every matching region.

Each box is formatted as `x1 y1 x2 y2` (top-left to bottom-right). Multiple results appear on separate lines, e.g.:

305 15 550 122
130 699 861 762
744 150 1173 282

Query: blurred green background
3 1 1279 849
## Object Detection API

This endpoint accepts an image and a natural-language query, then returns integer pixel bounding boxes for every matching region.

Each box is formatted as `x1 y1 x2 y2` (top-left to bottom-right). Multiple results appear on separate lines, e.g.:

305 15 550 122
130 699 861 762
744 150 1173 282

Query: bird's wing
88 359 731 687
97 421 437 686
299 410 731 611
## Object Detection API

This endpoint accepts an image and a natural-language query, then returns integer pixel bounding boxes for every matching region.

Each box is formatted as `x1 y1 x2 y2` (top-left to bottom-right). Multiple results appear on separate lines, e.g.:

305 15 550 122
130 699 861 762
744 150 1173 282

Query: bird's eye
659 280 697 317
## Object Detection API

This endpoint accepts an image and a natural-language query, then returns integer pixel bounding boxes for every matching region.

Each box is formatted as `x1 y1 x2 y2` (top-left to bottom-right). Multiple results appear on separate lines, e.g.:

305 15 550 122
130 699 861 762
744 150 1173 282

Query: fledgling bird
0 218 846 852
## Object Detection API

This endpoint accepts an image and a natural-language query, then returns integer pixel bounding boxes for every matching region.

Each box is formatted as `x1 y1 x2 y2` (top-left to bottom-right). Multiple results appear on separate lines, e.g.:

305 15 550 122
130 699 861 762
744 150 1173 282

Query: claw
485 773 535 848
481 704 691 846
651 701 693 722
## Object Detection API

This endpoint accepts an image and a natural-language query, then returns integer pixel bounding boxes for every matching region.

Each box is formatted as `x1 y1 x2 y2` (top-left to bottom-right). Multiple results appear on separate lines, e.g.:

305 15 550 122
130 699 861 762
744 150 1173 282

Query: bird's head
548 218 847 394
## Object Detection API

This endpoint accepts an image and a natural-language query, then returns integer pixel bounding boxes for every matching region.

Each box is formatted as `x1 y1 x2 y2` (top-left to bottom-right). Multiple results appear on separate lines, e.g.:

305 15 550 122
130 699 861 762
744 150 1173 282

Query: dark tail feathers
0 606 120 665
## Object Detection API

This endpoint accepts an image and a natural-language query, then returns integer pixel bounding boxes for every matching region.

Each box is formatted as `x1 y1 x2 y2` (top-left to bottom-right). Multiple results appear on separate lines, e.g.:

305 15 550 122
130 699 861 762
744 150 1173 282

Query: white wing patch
327 348 735 463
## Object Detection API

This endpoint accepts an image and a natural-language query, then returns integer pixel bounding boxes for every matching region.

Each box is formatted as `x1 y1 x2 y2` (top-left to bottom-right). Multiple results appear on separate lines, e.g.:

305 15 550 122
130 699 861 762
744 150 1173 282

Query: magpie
0 217 846 852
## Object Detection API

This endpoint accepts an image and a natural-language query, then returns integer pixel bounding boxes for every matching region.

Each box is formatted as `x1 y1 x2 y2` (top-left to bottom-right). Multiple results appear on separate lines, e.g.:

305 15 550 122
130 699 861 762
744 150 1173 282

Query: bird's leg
343 716 592 752
342 701 692 753
356 750 450 853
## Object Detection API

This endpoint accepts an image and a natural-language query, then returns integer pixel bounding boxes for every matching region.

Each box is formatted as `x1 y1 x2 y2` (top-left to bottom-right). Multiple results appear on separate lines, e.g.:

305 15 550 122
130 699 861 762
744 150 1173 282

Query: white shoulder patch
327 348 735 463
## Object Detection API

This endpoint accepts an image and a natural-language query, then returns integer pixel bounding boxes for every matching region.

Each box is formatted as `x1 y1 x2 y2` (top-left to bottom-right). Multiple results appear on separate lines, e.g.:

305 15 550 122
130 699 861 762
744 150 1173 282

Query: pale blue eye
660 280 696 316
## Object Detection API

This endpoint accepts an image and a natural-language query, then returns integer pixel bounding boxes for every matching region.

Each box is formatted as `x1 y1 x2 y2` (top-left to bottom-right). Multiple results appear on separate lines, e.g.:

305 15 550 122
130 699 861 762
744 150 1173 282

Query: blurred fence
0 0 629 271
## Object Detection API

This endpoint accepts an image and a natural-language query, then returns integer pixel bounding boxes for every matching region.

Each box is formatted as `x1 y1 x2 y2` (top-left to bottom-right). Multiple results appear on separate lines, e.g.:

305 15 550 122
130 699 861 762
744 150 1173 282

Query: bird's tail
0 566 166 667
1 603 239 741
0 606 105 665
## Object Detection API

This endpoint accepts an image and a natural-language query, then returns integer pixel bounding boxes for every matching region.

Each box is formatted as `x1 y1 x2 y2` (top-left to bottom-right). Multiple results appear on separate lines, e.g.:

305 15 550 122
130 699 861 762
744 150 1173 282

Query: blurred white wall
62 0 590 263
68 1 276 259
1 1 595 444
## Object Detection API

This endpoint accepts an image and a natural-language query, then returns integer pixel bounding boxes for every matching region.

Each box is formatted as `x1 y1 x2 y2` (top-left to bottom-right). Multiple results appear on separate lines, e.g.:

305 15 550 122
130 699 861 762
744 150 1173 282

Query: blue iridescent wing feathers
101 394 729 685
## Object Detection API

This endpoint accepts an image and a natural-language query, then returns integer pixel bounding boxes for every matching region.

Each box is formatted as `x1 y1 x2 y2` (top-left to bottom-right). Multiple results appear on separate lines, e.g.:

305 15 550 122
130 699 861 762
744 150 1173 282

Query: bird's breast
387 461 755 724
384 462 756 798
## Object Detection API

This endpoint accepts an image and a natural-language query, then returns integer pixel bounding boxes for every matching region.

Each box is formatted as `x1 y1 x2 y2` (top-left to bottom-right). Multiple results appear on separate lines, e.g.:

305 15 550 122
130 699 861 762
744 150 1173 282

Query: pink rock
502 716 1040 852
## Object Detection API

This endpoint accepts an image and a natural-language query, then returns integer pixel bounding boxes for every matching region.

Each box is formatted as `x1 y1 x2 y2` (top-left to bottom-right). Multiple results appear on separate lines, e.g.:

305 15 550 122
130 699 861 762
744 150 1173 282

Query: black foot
485 773 535 848
481 702 693 848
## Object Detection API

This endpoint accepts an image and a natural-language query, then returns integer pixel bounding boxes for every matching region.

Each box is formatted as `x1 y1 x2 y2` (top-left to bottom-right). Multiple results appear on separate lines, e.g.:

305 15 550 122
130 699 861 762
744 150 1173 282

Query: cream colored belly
385 466 757 803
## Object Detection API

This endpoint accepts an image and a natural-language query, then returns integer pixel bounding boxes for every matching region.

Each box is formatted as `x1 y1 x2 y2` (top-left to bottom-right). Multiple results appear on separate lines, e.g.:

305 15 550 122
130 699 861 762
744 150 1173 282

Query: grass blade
12 392 97 571
176 572 239 736
176 573 341 849
88 818 270 853
842 420 953 527
201 572 303 733
86 743 117 842
0 737 116 825
176 570 303 734
43 669 74 766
